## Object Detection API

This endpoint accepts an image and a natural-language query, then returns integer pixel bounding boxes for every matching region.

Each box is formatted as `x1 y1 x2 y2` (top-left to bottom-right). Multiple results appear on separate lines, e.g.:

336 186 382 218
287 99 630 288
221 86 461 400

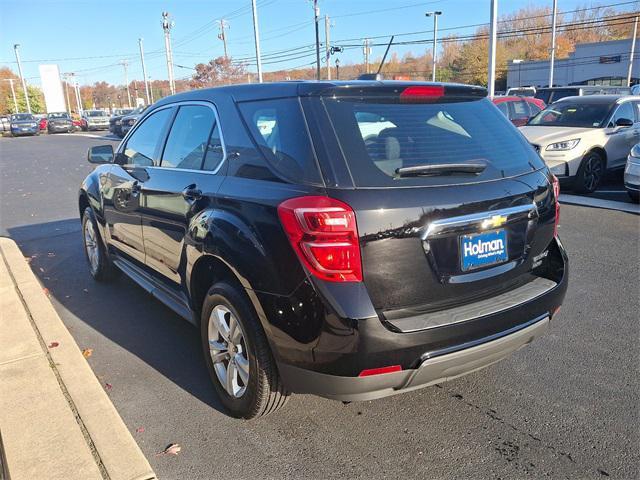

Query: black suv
79 81 568 419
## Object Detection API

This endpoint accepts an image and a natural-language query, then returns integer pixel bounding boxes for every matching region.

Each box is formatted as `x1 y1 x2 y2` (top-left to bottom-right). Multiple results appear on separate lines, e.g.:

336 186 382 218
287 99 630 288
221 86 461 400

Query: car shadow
7 218 225 413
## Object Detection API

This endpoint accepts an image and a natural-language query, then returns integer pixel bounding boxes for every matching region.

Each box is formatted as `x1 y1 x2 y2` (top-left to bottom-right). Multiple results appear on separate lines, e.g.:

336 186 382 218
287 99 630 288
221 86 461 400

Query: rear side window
238 98 322 185
510 100 530 121
123 108 173 166
495 102 509 116
161 105 216 170
528 102 542 115
320 97 544 187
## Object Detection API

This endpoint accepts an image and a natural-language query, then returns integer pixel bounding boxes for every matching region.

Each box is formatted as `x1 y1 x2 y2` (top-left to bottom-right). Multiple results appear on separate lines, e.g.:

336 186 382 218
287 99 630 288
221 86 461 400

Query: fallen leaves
156 443 181 456
82 348 93 358
104 383 112 390
48 341 59 348
135 427 145 434
43 287 50 296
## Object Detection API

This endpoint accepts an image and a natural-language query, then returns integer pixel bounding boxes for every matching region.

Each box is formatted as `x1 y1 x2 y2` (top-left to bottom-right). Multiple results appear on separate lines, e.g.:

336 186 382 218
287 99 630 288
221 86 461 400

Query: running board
112 256 195 324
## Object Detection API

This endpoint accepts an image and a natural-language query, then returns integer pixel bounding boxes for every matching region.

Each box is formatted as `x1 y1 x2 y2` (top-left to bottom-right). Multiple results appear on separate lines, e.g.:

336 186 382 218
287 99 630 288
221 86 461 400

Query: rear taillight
551 175 560 237
278 196 362 282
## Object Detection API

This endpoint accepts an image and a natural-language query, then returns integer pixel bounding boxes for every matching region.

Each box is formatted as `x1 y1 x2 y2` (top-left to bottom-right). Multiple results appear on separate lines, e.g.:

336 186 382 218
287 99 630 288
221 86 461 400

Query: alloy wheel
583 155 603 192
83 220 99 274
208 305 250 398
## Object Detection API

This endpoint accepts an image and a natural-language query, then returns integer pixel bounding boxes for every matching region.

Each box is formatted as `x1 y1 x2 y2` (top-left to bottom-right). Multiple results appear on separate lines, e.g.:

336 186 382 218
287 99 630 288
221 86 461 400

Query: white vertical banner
38 64 67 113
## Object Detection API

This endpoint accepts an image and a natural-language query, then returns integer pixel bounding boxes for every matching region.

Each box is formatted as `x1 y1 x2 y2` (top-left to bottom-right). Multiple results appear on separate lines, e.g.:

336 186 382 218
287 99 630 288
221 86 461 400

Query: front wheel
574 151 605 194
201 281 289 419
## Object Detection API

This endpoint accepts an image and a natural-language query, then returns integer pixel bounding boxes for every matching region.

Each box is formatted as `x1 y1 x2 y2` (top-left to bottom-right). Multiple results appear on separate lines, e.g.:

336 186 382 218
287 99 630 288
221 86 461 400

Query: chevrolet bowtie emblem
482 215 508 229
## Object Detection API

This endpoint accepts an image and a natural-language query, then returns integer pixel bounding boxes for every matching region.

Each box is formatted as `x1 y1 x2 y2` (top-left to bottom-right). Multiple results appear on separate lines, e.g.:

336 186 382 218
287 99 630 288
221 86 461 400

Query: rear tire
574 151 605 194
81 207 118 281
200 281 289 419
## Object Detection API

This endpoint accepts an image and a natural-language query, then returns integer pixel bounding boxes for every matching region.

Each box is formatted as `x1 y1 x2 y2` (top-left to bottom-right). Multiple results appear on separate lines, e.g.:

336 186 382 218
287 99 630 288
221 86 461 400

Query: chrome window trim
119 100 227 175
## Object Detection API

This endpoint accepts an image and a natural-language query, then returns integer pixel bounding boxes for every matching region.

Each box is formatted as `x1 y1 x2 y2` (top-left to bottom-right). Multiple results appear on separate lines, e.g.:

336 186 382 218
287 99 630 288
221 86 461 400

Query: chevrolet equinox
79 81 568 419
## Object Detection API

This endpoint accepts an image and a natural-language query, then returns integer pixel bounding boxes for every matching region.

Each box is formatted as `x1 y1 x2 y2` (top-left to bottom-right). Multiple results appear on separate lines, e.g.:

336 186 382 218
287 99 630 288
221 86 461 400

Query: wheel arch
587 146 607 168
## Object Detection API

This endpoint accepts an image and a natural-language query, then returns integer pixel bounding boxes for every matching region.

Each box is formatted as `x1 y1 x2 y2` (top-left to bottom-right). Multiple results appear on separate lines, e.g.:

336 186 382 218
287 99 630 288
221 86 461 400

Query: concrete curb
0 237 156 480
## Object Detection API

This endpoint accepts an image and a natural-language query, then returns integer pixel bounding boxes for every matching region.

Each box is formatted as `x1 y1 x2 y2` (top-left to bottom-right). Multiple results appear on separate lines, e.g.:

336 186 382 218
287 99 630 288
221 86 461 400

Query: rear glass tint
238 98 322 185
319 97 544 187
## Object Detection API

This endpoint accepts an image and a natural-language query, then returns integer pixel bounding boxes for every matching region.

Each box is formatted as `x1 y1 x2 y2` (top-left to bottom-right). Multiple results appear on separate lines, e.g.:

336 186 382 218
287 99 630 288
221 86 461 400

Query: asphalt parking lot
1 132 638 479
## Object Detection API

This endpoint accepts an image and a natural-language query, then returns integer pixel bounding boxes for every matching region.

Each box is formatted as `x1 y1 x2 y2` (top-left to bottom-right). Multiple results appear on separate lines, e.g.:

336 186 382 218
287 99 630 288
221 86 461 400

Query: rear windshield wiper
395 162 487 177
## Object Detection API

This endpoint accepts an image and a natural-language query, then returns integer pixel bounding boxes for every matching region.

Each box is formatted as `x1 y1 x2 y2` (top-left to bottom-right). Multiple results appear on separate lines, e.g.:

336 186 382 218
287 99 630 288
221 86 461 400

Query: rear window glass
238 98 322 185
320 97 544 187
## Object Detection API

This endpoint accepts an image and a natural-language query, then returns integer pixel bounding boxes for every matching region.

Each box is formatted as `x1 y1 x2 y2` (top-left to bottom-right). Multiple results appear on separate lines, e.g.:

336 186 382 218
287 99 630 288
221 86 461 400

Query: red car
38 117 48 131
492 96 546 127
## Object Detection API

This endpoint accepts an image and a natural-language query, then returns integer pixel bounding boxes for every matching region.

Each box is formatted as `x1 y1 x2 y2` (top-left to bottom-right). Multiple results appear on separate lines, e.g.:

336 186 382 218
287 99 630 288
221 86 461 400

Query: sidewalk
0 237 156 480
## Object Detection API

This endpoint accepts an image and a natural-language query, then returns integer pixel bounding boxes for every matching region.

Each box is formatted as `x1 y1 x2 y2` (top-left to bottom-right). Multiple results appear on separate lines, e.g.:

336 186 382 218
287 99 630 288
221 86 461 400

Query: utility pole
335 58 340 79
4 79 18 113
13 44 31 113
162 11 176 95
149 76 155 103
74 80 82 114
139 38 151 104
251 0 263 82
217 19 230 60
548 0 558 87
487 0 498 98
627 16 638 87
363 39 371 74
325 15 331 80
119 60 132 108
425 11 442 82
314 0 321 80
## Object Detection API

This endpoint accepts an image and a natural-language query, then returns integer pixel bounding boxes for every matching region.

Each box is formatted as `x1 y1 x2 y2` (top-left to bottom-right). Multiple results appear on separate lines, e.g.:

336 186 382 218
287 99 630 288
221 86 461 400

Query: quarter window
495 102 509 116
122 108 173 166
161 105 216 170
510 101 530 121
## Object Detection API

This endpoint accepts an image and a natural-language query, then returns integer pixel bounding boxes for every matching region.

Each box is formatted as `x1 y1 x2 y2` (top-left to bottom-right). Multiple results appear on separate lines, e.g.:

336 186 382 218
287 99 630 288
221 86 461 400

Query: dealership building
506 38 639 89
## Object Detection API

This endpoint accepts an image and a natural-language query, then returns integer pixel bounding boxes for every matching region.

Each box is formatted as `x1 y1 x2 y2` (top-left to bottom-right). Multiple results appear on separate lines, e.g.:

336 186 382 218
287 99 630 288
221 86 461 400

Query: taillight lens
400 85 445 103
552 175 560 237
278 196 362 282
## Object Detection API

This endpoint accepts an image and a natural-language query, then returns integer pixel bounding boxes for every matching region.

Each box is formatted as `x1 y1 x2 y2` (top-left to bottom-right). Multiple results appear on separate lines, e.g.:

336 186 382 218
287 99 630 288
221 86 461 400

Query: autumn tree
190 57 247 88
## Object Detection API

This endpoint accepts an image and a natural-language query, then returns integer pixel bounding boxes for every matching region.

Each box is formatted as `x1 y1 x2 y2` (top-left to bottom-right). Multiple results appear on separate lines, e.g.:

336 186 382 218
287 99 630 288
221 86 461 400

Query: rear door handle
182 184 202 200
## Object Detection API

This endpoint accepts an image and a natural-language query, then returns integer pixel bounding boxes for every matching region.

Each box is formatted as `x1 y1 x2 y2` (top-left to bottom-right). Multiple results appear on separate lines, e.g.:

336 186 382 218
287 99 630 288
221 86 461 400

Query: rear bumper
264 236 568 398
279 314 549 401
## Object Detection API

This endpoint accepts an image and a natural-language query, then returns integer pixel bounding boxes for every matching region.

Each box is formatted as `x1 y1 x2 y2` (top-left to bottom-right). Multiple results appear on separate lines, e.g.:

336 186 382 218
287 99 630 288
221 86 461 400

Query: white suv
520 95 640 193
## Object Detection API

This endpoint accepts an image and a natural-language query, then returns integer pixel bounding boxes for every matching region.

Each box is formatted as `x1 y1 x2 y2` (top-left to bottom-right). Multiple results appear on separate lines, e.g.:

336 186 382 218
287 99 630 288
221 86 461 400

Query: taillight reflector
358 365 403 377
278 196 362 282
551 175 560 237
400 85 445 103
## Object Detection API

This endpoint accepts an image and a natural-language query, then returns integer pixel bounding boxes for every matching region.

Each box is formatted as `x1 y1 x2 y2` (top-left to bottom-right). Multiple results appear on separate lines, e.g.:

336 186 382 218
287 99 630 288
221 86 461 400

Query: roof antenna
376 35 394 76
357 36 394 80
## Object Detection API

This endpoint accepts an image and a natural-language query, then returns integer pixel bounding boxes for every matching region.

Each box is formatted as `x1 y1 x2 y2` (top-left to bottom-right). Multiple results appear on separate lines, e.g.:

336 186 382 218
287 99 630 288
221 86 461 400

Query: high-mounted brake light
278 196 362 282
400 85 445 103
551 175 560 237
358 365 402 377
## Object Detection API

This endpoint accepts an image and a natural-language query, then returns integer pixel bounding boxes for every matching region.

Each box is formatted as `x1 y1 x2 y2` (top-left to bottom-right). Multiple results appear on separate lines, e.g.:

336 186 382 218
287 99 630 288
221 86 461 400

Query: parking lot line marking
593 190 627 194
559 194 639 214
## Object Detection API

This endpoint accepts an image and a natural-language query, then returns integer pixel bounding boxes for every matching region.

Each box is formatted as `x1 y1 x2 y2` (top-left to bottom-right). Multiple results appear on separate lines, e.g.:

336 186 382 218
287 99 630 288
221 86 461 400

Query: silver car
625 143 640 202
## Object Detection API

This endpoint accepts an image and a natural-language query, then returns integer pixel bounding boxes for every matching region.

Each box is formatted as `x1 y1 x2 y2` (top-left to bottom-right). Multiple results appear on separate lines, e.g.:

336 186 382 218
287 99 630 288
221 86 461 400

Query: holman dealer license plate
460 229 508 271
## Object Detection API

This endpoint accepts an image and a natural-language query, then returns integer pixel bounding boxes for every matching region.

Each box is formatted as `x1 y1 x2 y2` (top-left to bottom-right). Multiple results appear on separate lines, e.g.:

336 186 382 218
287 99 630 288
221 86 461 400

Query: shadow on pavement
7 218 225 414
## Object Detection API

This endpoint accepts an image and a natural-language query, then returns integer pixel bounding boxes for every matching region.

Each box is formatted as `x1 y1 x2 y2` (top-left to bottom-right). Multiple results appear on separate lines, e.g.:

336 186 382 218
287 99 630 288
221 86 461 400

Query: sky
0 0 634 86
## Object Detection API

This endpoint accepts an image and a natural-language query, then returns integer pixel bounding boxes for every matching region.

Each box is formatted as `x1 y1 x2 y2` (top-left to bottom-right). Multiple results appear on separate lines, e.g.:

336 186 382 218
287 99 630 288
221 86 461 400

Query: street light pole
425 11 442 82
627 16 638 87
251 0 263 83
487 0 498 98
549 0 558 87
139 38 151 104
13 44 31 113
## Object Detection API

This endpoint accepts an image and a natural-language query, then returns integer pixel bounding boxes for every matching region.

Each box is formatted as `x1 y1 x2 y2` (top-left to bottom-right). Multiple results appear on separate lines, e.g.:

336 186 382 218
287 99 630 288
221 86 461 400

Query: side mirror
87 144 114 164
615 117 634 127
